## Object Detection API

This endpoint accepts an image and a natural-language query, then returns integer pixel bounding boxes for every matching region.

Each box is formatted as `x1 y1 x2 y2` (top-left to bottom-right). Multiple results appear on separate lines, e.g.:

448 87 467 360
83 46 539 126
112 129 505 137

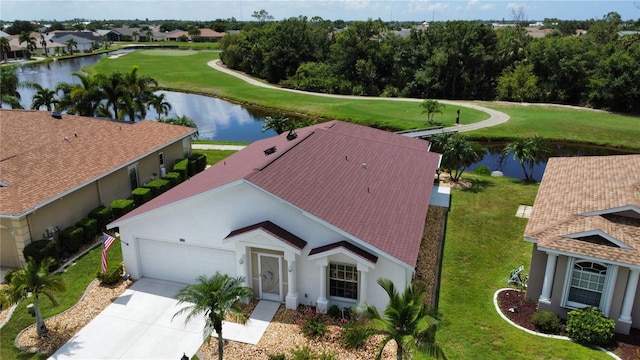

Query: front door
258 254 282 302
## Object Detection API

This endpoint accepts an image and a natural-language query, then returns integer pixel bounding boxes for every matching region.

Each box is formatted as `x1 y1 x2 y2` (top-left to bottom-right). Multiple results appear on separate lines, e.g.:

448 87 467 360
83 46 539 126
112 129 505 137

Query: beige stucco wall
525 244 546 302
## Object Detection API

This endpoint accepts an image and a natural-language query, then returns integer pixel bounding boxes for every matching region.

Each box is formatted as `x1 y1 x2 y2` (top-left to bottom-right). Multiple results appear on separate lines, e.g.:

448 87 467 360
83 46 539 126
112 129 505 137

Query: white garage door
138 239 236 284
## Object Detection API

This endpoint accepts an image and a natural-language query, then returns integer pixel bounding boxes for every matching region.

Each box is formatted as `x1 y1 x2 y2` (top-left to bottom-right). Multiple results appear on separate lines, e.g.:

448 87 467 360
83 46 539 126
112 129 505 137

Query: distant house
109 121 449 313
50 32 100 52
525 155 640 335
164 28 225 42
0 110 196 269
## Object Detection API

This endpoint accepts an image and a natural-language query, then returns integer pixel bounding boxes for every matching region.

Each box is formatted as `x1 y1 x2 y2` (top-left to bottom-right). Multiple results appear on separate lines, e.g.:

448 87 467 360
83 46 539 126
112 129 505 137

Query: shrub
327 304 341 319
23 239 59 267
173 159 188 180
89 205 112 231
268 354 286 360
187 158 197 177
341 319 371 349
473 164 491 176
532 310 561 334
190 152 207 173
566 307 615 346
163 171 182 187
76 218 98 243
300 307 328 338
110 199 135 219
132 187 152 206
143 179 170 197
59 226 85 254
96 262 123 285
3 269 17 284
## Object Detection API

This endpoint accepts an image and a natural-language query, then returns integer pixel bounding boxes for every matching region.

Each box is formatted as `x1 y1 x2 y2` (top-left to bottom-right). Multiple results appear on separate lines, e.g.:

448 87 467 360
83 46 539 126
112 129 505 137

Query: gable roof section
0 110 195 217
225 221 307 250
113 121 440 267
309 240 378 264
525 155 640 266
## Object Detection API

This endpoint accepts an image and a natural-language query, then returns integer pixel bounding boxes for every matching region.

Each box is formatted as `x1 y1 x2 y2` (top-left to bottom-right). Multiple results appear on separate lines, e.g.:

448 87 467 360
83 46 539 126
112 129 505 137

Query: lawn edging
493 288 621 360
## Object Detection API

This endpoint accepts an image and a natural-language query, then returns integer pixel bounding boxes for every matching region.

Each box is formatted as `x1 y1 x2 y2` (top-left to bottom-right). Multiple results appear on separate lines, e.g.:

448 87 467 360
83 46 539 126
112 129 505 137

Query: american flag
101 232 116 272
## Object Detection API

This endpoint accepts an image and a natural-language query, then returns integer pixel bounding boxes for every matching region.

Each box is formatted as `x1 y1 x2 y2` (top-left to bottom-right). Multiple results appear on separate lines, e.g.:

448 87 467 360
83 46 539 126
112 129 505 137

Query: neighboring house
96 29 122 42
52 34 97 52
0 109 196 269
525 155 640 335
109 121 449 313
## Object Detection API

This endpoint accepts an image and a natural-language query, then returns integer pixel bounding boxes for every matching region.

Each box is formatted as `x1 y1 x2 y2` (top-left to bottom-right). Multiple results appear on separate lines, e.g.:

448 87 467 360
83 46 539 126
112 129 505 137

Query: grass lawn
437 174 610 359
87 50 640 150
0 241 123 360
87 50 486 131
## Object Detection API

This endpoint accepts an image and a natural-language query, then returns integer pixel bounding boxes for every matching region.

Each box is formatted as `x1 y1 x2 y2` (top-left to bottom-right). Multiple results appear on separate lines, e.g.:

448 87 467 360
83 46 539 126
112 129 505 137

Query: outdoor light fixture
181 353 189 360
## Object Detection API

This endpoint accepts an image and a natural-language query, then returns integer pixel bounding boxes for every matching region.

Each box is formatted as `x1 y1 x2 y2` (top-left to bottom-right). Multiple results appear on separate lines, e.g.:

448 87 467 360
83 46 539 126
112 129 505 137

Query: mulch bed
497 288 640 360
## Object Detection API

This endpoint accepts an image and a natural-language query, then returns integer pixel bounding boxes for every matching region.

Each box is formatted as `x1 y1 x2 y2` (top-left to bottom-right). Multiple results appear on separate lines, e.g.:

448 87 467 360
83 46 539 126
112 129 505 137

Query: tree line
220 12 640 113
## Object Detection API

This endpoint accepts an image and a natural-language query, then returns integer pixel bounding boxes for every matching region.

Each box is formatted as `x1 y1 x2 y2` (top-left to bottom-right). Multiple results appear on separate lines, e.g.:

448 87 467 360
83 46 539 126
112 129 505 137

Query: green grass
469 103 640 150
195 149 238 166
0 241 123 360
437 174 610 359
87 50 487 131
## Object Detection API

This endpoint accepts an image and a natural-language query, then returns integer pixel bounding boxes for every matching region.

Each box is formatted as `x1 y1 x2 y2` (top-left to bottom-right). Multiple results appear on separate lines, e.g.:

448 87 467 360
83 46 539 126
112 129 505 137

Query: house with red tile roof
524 155 640 335
0 110 196 269
109 121 449 312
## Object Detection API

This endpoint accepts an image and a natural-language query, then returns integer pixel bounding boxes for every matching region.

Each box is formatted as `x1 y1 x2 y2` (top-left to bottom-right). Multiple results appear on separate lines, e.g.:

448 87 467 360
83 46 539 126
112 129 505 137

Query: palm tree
420 99 445 126
431 134 485 182
65 38 77 54
19 31 37 59
0 37 11 62
27 82 58 110
503 136 551 182
159 115 199 137
56 72 101 116
262 113 295 134
95 71 127 119
173 272 253 360
132 31 139 42
121 66 158 121
349 279 447 360
2 257 67 336
149 92 172 119
0 67 23 109
40 33 48 56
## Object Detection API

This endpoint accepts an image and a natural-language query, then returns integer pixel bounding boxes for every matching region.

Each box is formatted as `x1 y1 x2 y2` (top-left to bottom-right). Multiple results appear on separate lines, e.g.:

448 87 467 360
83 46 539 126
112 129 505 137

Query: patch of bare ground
497 289 640 360
15 279 133 354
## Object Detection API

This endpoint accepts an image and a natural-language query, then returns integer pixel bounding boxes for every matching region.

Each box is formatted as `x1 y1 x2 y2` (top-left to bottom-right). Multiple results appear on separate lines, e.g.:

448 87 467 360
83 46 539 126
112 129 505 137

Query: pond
470 142 634 181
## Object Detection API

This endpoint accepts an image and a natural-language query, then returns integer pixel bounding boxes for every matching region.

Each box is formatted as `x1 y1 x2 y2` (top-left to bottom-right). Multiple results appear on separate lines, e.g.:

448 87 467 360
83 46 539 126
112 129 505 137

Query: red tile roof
525 155 640 266
0 110 196 216
113 121 441 267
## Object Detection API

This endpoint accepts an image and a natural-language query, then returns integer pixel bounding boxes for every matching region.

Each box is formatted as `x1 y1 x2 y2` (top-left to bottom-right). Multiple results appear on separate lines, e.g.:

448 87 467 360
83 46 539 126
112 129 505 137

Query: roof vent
51 111 62 119
286 129 298 141
264 146 277 156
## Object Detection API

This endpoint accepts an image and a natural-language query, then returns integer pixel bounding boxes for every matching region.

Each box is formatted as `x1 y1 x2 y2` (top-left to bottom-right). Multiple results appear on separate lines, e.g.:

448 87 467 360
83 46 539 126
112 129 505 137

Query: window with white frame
329 263 358 300
566 261 607 308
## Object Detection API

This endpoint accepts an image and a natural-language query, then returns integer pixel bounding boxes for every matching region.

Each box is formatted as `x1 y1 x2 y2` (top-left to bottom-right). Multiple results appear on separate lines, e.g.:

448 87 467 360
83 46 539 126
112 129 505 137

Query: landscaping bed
497 289 640 360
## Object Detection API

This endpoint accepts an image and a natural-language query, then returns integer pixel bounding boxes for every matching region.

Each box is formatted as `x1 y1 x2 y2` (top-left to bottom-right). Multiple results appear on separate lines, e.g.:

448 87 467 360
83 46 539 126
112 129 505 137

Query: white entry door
258 254 282 302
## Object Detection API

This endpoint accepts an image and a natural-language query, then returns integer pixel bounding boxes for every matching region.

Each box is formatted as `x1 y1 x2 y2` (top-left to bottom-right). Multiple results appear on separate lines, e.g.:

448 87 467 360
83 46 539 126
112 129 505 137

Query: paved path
192 144 247 150
207 60 510 135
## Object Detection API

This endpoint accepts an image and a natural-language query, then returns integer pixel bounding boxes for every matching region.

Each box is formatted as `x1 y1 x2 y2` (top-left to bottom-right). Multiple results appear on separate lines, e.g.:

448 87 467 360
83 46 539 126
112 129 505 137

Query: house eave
536 245 640 271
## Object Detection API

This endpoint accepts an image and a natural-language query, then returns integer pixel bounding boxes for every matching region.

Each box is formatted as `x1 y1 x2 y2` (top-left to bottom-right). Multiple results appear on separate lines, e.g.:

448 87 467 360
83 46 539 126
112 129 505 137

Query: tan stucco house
525 155 640 335
0 109 196 269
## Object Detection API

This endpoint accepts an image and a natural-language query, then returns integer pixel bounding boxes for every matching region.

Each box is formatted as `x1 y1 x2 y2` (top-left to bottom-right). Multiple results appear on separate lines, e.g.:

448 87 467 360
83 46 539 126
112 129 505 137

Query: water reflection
471 142 633 181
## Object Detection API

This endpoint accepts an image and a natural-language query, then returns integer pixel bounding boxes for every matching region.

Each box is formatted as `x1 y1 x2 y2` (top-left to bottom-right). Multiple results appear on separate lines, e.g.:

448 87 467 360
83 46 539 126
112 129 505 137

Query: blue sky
1 1 639 22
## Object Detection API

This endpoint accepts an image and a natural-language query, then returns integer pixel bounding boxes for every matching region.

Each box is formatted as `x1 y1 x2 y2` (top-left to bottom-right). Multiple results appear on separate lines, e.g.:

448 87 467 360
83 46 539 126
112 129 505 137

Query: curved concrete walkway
207 60 510 133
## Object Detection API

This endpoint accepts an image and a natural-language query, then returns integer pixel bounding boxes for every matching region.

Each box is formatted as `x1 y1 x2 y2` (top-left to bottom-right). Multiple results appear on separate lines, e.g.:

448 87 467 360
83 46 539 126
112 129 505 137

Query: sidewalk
192 144 246 150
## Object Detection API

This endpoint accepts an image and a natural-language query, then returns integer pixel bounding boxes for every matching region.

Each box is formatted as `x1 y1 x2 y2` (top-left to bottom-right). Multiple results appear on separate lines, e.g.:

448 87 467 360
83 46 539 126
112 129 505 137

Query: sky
1 0 639 23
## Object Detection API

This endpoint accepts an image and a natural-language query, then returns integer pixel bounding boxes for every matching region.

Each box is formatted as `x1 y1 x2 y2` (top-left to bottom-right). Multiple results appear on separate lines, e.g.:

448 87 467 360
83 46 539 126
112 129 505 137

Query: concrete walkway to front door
49 278 281 359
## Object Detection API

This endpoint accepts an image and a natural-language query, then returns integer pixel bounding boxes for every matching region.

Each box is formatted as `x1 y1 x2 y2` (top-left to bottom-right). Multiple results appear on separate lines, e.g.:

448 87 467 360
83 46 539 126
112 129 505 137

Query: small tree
503 135 551 182
2 257 67 336
420 99 445 126
262 113 295 134
173 272 253 360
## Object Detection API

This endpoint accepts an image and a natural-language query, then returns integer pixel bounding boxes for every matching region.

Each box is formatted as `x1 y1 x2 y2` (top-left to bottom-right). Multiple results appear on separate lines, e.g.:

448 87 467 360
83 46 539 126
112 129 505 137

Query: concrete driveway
49 278 205 360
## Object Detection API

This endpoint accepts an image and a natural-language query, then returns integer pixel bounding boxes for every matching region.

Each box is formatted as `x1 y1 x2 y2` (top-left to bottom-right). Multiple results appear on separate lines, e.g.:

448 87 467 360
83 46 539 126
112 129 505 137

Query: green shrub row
22 239 59 270
173 153 207 181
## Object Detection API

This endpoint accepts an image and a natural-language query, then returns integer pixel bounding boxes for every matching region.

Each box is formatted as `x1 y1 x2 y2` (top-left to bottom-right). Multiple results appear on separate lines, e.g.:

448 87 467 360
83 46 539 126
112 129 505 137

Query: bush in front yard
300 307 328 338
132 187 152 206
566 307 615 346
76 218 98 243
22 239 59 268
96 262 124 285
60 226 85 254
532 310 561 334
143 179 170 197
89 205 112 230
110 199 135 219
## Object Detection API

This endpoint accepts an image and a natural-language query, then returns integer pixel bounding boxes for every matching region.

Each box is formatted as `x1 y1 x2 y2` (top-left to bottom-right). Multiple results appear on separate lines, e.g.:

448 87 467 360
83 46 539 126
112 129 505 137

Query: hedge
59 226 85 254
173 159 188 181
163 171 182 187
132 187 152 206
143 179 170 197
89 205 112 231
76 218 98 243
187 158 197 176
110 199 135 219
191 153 207 173
22 239 59 269
97 262 124 285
